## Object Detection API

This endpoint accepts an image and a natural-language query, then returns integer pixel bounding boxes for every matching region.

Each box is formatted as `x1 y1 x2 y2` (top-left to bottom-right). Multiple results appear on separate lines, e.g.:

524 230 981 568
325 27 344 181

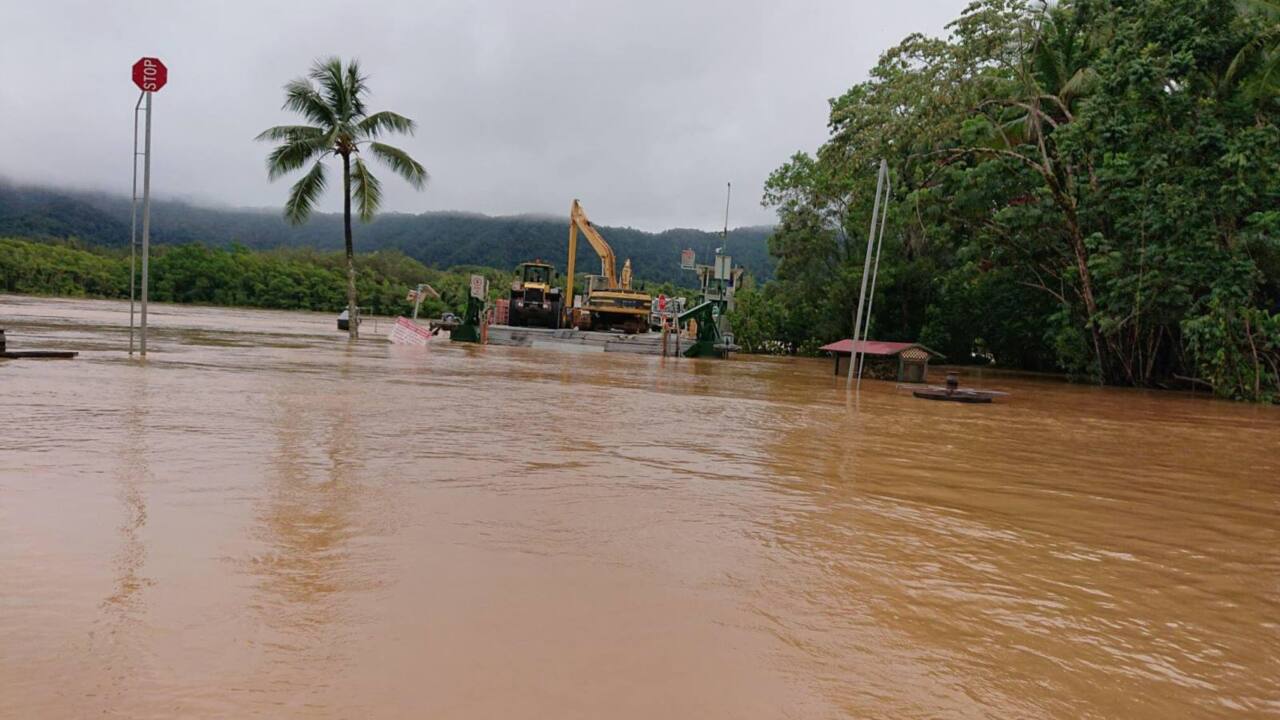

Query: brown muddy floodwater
1 294 1278 719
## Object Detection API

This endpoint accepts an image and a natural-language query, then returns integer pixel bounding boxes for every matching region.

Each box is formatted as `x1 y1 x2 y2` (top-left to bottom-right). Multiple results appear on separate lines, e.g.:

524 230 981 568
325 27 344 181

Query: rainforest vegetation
1 237 508 319
735 0 1280 401
0 237 693 320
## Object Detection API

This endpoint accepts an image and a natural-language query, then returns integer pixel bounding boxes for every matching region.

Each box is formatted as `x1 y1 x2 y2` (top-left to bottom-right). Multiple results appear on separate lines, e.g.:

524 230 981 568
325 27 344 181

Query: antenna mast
721 182 731 252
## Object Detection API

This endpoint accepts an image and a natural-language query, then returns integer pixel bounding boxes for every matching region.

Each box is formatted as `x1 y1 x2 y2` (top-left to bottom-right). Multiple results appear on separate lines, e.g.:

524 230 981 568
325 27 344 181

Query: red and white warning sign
388 316 434 346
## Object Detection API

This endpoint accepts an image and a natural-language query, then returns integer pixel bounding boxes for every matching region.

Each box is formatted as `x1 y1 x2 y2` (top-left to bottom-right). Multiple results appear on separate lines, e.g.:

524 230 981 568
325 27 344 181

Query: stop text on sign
132 57 168 93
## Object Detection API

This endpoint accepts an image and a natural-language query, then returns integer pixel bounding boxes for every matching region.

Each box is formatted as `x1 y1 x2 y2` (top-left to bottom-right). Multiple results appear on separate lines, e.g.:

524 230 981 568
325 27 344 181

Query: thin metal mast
847 159 888 386
722 182 731 251
856 168 892 388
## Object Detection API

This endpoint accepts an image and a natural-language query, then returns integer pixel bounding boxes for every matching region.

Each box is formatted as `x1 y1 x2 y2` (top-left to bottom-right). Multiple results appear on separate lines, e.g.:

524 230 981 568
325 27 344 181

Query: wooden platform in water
1 350 78 359
484 325 674 356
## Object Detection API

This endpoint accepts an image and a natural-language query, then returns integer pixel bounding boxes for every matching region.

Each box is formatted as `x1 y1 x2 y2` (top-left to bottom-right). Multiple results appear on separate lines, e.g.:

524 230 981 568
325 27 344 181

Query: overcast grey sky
2 0 967 230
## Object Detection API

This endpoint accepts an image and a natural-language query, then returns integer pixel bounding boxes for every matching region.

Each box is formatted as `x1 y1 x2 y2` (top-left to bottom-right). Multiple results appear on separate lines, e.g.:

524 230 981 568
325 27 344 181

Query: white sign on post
714 254 732 281
470 274 487 300
680 248 696 270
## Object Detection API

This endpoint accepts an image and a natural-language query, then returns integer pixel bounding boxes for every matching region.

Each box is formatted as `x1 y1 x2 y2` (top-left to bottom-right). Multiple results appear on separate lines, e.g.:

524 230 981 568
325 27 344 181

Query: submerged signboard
389 316 434 346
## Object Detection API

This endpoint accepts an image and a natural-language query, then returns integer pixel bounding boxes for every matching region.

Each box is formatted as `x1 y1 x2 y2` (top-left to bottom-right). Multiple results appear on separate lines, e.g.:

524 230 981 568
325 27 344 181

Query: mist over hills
0 182 776 285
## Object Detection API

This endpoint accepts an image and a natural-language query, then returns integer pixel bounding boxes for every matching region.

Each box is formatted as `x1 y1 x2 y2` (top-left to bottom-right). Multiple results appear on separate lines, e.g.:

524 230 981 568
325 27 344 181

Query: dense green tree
257 57 428 339
0 238 128 297
752 0 1279 400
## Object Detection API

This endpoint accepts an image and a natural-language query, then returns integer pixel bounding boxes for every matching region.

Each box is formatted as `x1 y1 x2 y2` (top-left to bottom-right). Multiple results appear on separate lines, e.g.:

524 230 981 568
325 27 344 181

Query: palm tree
1225 0 1280 105
257 57 427 338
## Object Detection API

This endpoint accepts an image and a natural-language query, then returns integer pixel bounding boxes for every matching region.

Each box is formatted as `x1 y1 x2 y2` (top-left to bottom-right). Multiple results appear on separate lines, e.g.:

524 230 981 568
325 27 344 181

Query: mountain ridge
0 181 776 285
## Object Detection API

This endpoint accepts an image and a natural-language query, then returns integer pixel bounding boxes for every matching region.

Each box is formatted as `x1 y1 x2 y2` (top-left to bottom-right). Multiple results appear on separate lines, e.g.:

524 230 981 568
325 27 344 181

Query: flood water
2 294 1278 719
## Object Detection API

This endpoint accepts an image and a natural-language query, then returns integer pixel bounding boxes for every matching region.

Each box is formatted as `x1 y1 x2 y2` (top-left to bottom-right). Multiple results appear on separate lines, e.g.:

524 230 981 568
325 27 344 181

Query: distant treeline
0 237 693 319
0 183 776 287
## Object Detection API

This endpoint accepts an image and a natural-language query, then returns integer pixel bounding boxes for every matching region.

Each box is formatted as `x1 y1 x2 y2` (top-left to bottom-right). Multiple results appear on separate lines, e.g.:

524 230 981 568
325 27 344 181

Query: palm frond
369 142 428 189
345 59 368 118
1060 66 1099 102
1236 0 1280 19
282 79 335 127
357 111 417 139
1245 48 1280 100
1224 24 1280 94
350 157 383 222
255 124 325 142
995 114 1031 148
310 57 348 120
265 135 329 180
311 57 366 122
284 160 327 225
1031 18 1066 93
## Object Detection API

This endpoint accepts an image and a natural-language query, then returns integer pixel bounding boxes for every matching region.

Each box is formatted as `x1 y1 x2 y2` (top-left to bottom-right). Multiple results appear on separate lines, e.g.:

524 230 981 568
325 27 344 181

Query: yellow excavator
564 199 652 333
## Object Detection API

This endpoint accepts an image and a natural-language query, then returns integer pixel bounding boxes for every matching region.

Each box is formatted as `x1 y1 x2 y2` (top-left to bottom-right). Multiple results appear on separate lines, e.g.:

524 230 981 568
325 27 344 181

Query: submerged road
2 295 1278 718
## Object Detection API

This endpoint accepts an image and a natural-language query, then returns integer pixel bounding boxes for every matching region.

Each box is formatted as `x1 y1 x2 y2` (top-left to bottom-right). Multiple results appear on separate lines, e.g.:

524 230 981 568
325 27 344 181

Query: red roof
819 339 937 356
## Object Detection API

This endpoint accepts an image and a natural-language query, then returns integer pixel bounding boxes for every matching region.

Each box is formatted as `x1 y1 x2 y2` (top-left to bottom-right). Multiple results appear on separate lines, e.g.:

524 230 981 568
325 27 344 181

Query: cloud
1 0 966 230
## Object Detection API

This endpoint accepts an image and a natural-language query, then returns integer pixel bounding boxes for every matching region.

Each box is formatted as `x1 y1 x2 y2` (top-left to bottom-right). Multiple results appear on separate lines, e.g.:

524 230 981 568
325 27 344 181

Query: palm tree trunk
342 152 358 339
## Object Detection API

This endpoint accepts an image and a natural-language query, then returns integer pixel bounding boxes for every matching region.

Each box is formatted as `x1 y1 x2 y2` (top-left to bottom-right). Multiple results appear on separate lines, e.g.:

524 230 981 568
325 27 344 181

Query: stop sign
132 57 167 92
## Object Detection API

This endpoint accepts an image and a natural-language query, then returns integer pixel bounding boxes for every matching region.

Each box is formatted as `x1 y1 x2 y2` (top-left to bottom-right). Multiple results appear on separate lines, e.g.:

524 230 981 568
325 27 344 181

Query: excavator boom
563 199 650 333
566 199 619 290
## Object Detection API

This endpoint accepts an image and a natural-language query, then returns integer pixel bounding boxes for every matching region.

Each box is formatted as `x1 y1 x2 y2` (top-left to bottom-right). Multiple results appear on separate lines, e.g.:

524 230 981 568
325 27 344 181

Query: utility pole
848 159 889 387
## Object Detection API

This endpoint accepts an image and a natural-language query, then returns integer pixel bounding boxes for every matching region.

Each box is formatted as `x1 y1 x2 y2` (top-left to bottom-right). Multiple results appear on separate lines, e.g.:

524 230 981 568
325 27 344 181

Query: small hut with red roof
819 339 943 383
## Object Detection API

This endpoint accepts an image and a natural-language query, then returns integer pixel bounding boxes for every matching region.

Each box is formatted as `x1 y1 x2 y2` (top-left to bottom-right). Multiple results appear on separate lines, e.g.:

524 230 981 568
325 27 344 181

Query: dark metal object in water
912 371 1006 403
0 329 77 359
913 387 995 403
1 351 78 359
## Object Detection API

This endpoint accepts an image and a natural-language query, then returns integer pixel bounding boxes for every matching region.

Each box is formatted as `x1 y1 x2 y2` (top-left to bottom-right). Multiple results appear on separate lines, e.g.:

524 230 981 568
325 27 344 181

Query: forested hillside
0 237 531 319
0 182 774 286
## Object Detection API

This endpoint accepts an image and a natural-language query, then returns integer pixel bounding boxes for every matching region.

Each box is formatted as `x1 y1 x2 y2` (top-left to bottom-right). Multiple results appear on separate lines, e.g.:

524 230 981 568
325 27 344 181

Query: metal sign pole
412 285 428 320
719 182 732 341
127 56 166 357
139 91 153 356
128 91 144 354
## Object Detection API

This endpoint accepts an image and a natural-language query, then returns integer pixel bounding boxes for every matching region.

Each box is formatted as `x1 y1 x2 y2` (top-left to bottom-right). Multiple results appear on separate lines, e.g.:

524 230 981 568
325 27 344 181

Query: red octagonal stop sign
132 57 167 93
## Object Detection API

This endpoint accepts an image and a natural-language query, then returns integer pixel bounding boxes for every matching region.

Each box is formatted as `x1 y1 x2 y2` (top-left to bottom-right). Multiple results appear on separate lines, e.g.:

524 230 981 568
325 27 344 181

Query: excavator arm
571 199 618 286
566 199 631 311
